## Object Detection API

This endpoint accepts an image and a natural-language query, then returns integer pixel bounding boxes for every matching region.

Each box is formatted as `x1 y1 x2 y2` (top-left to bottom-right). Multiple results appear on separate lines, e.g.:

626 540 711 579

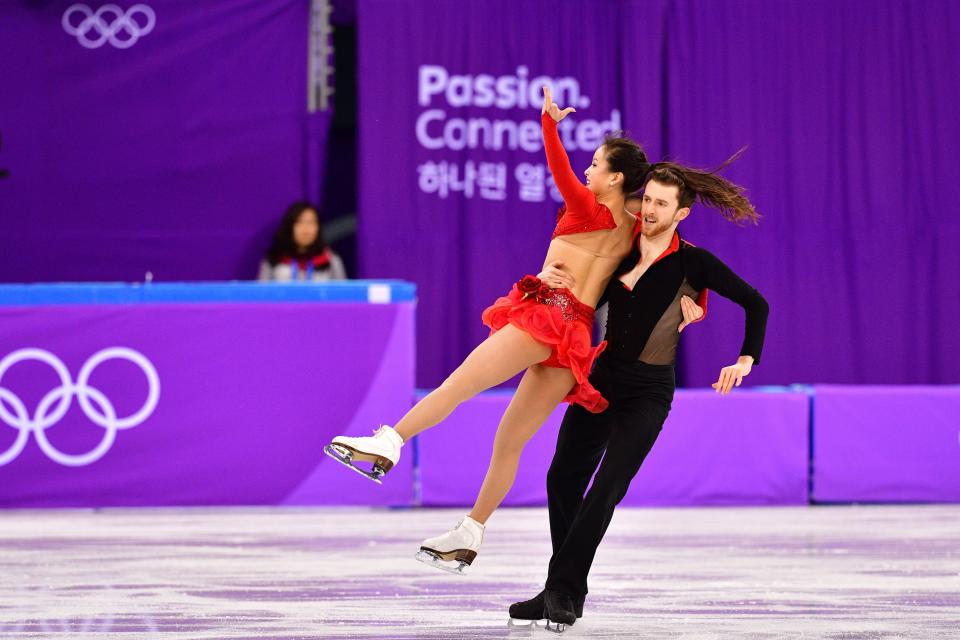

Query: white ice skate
323 425 403 484
414 515 484 575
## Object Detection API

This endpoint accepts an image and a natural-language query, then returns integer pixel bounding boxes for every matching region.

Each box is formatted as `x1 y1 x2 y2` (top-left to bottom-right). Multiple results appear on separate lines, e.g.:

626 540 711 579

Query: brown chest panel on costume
602 244 691 364
638 279 700 365
601 236 769 366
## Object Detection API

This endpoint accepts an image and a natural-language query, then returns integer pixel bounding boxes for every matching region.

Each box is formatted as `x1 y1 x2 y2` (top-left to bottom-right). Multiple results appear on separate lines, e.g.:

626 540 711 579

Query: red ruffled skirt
481 275 608 413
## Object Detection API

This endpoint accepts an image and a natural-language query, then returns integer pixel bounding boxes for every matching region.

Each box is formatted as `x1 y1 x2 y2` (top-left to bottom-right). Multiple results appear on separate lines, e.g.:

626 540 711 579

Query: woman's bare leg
468 364 576 524
393 325 551 441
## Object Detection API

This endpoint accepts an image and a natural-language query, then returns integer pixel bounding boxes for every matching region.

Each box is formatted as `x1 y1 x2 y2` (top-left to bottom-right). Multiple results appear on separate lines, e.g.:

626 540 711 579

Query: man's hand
542 85 576 122
712 356 754 395
678 295 704 333
537 261 575 289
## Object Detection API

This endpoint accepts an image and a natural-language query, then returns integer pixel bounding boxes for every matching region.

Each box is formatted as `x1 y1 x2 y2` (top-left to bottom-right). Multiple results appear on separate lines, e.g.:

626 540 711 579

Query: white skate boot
414 515 485 575
324 425 404 484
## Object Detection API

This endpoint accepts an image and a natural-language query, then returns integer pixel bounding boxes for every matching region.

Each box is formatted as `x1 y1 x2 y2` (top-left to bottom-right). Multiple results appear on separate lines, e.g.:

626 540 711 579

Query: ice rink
1 505 958 638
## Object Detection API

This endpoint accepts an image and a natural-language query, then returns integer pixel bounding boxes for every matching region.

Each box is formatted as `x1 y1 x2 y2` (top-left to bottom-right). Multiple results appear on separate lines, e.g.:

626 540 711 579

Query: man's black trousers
545 356 676 600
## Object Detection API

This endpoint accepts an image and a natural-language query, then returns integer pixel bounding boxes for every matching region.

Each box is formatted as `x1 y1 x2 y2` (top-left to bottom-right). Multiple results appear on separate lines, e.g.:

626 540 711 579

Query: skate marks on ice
0 506 959 638
0 507 544 640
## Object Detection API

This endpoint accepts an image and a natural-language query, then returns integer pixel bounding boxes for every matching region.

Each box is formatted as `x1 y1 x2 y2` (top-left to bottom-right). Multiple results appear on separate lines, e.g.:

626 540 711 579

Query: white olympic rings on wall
62 4 156 49
0 348 160 467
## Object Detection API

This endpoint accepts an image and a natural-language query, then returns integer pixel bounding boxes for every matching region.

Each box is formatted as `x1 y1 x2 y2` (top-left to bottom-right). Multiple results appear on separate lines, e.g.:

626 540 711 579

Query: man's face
639 180 688 237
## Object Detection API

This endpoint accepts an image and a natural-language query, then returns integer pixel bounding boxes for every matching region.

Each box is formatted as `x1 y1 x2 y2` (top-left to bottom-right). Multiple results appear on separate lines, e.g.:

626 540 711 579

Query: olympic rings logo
62 4 156 49
0 348 160 467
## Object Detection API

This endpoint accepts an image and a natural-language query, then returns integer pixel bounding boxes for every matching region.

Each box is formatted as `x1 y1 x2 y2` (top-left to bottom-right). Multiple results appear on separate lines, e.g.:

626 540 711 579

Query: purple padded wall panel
416 392 567 508
0 302 415 507
812 385 960 502
416 390 809 507
624 390 809 506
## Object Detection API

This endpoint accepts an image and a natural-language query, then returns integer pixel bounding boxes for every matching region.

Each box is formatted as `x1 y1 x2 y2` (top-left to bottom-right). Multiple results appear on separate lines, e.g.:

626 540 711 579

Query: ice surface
0 506 958 638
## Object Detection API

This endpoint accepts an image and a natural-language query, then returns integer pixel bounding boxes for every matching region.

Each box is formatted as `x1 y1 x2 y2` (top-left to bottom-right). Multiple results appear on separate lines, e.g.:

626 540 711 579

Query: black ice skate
544 589 577 633
507 589 583 627
507 590 546 627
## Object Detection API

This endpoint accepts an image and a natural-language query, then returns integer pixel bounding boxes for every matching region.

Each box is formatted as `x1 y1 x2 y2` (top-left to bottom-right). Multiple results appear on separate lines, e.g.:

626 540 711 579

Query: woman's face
292 208 319 249
583 145 621 196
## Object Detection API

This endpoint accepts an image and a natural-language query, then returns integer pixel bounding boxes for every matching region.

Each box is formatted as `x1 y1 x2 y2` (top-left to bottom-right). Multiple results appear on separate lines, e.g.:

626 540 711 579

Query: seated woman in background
258 201 347 282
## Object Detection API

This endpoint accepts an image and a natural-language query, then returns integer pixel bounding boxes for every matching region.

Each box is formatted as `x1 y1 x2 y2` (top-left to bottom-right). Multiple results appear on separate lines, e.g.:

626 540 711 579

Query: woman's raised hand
541 85 576 122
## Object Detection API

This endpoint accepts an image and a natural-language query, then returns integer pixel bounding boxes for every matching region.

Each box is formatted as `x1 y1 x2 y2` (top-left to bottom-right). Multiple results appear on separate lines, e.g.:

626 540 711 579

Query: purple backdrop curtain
0 0 330 283
646 0 960 386
357 0 662 387
359 0 959 387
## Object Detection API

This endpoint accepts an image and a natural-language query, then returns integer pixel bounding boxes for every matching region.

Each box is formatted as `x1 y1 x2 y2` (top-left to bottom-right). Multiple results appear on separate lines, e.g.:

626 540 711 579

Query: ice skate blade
545 620 569 634
507 617 545 628
414 549 469 575
323 444 385 484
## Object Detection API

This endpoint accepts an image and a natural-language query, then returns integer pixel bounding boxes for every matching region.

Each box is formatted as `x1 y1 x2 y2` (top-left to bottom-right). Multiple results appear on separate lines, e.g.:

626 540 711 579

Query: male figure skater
509 162 769 631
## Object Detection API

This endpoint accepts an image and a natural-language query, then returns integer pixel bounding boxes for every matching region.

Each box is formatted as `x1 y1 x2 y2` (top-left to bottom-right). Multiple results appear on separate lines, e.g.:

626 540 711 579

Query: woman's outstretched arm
541 86 595 214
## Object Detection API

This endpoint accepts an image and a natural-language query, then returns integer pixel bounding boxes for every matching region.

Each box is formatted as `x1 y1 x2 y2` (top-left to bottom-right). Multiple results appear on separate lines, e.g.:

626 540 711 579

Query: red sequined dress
481 113 623 413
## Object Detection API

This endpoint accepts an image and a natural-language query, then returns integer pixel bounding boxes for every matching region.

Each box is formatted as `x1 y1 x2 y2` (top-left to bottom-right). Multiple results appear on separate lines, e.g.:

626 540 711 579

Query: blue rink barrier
0 281 417 507
0 282 957 507
0 281 416 305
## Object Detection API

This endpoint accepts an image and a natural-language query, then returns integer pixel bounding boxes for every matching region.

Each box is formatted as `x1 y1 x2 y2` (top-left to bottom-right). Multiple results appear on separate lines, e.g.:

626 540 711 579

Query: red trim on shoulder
650 231 681 266
693 289 709 322
681 237 708 321
627 212 641 244
633 229 681 263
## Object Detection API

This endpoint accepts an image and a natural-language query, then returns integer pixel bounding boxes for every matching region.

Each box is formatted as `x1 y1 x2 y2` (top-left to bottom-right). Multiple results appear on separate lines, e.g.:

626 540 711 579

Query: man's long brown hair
646 149 759 225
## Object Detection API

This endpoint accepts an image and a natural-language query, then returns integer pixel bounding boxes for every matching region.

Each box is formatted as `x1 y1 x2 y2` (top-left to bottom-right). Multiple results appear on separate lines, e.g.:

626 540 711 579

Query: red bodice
542 113 619 239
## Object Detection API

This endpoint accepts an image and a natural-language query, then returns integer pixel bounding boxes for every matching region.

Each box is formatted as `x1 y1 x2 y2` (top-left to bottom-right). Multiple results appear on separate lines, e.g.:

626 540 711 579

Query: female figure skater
326 86 649 572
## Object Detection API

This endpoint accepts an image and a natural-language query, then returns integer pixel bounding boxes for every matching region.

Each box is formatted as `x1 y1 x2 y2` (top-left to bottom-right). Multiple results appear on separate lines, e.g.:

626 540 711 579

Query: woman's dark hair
603 134 650 195
645 149 759 225
266 201 329 266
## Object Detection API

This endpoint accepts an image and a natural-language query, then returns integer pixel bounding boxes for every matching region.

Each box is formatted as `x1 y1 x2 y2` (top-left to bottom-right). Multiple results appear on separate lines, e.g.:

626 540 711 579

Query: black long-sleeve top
600 232 769 366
